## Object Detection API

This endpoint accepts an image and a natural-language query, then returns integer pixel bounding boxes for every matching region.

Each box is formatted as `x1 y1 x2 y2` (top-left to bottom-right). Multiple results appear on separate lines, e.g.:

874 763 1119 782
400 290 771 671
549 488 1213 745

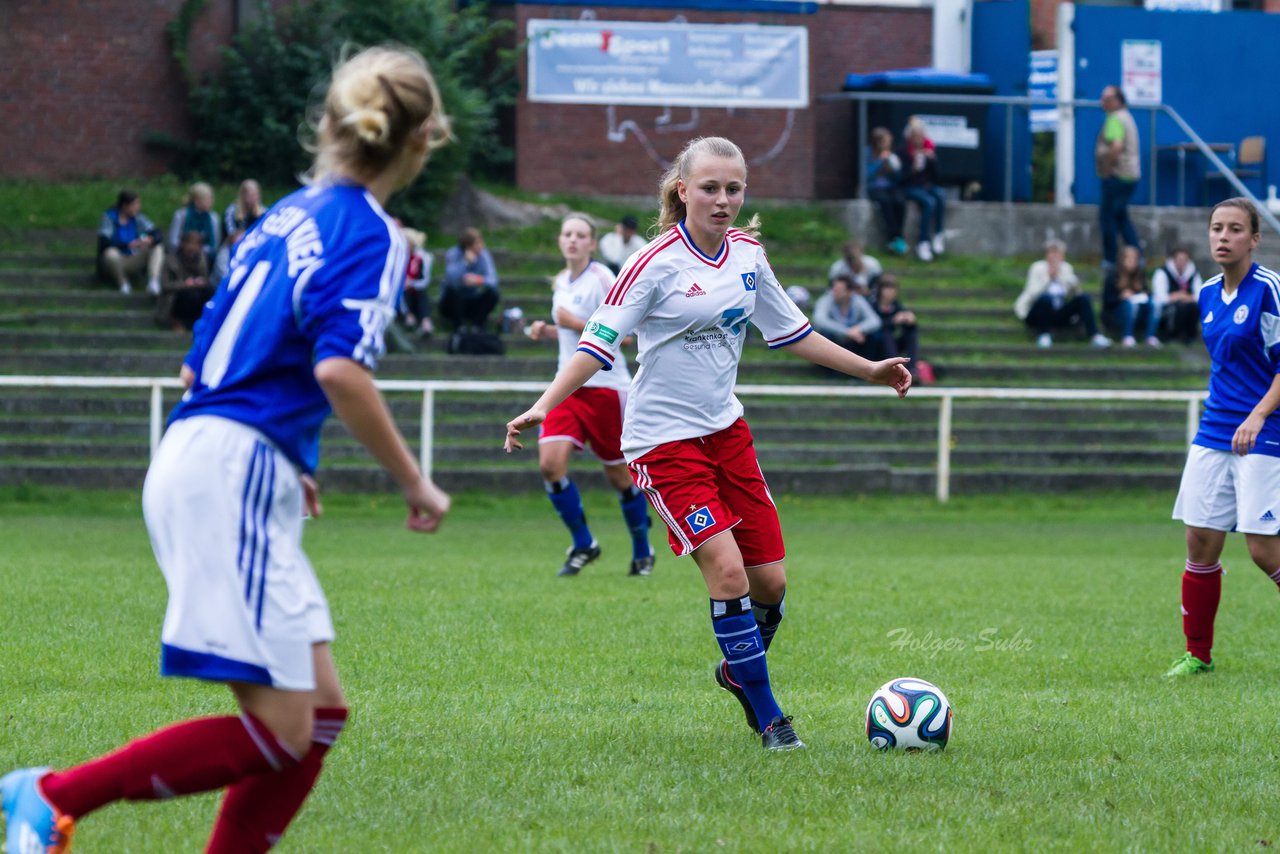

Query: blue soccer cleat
2 767 74 854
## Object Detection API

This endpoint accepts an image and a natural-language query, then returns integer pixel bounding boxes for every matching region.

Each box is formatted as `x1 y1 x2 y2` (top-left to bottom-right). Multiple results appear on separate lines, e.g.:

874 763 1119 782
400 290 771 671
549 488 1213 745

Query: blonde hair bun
346 108 391 145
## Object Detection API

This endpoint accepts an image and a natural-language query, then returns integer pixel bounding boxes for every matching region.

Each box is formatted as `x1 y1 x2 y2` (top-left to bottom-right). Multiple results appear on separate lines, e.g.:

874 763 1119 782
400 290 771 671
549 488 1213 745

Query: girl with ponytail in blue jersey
3 45 452 852
1169 197 1280 678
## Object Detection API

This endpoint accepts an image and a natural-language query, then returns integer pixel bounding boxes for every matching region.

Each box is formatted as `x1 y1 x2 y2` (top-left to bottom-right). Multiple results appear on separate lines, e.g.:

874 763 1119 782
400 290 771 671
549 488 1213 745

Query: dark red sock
205 707 348 854
40 713 295 820
1182 561 1222 663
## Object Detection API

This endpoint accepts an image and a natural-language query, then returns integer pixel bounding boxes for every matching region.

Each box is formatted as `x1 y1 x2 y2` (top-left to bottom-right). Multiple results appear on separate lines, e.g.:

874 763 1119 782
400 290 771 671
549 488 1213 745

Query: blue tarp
843 68 994 91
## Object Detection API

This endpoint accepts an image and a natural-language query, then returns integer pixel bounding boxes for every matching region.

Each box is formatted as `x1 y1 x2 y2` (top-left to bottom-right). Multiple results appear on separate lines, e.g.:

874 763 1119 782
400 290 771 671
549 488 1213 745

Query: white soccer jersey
577 223 812 460
552 260 631 391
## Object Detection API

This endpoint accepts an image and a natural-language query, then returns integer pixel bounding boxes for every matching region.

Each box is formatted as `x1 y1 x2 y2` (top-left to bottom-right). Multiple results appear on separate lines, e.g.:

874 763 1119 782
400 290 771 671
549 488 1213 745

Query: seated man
97 189 164 295
598 215 646 274
440 227 499 332
1014 238 1111 349
1151 244 1203 346
811 273 883 360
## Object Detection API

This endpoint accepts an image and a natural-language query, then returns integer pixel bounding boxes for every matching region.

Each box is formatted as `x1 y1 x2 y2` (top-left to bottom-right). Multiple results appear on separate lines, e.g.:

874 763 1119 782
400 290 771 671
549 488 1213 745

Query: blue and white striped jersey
1195 262 1280 456
171 183 407 473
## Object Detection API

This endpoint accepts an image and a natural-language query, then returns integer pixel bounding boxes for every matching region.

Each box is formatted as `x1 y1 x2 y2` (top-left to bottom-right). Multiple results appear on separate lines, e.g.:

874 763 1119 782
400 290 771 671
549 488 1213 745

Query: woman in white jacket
1014 238 1111 349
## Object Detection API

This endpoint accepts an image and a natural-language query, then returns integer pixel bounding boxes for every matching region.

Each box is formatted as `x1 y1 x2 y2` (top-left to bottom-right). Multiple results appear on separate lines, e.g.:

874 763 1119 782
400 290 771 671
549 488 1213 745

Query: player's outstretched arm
783 331 912 398
315 356 451 532
505 350 606 452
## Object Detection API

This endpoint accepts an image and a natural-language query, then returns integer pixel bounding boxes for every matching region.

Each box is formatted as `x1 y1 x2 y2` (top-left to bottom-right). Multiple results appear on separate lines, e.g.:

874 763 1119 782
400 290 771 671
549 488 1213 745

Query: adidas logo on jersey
685 283 706 298
1262 509 1276 523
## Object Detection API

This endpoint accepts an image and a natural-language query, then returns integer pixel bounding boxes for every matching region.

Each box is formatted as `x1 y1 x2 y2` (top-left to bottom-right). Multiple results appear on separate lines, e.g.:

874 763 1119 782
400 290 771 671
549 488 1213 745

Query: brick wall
0 0 274 179
508 5 932 200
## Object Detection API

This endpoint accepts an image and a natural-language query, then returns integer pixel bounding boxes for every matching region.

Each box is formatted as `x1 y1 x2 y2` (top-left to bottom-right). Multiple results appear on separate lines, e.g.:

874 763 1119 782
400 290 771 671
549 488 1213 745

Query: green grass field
2 486 1278 852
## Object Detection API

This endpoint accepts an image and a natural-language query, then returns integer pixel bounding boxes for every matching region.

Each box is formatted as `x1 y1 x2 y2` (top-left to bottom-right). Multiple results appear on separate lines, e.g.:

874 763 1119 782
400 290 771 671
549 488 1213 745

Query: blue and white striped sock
712 595 782 731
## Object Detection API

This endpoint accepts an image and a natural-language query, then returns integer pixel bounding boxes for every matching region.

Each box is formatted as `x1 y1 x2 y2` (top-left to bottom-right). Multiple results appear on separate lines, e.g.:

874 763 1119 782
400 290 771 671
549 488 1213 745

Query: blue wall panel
1072 6 1277 207
972 0 1032 202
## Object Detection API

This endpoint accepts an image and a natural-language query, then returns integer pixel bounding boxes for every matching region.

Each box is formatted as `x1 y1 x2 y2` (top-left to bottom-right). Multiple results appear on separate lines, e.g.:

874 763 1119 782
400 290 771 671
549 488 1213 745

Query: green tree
158 0 517 227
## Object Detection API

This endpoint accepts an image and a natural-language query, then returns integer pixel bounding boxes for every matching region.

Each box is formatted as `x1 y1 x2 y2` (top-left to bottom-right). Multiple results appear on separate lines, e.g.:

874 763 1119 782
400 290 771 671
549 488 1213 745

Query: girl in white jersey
1168 198 1280 677
2 46 452 852
505 136 912 751
526 213 655 576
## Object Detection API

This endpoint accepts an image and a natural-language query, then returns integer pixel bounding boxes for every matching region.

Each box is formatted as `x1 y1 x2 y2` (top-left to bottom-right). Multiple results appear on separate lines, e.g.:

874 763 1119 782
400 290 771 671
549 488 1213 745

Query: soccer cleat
715 659 758 732
1165 651 1214 677
628 554 655 577
2 767 75 854
558 541 601 576
761 716 805 751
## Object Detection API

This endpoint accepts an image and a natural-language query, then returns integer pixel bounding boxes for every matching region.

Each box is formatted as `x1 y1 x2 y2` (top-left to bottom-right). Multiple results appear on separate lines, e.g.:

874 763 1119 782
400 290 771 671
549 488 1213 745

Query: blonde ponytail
308 45 452 184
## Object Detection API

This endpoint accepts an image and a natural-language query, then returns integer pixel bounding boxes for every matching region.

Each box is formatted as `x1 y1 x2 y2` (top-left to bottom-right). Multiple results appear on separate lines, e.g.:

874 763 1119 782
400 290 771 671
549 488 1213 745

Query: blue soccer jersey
170 183 407 473
1194 263 1280 456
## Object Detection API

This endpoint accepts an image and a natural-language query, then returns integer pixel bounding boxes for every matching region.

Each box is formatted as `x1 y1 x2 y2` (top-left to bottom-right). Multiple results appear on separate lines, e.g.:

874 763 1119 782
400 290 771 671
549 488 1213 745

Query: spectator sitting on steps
440 227 499 332
811 272 884 360
1151 244 1204 346
167 182 221 272
97 188 164 295
1105 244 1161 348
157 230 215 333
598 215 647 274
827 240 883 295
1015 238 1111 349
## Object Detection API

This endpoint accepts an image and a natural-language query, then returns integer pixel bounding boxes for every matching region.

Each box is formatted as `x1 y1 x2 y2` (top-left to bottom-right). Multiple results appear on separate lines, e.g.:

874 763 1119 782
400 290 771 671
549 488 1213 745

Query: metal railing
0 376 1207 503
816 90 1280 235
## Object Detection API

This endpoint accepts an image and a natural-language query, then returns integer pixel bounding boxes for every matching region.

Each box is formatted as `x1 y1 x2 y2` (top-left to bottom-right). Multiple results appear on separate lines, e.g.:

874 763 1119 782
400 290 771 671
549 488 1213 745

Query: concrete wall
824 199 1280 270
506 4 932 201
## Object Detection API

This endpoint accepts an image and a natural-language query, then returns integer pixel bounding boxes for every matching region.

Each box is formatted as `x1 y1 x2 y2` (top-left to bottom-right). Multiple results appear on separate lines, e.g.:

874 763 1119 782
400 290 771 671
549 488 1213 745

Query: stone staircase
0 240 1208 495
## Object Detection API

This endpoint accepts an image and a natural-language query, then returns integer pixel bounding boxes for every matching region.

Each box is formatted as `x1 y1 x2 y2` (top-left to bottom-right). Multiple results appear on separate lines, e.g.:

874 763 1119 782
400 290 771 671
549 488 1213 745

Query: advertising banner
527 19 809 109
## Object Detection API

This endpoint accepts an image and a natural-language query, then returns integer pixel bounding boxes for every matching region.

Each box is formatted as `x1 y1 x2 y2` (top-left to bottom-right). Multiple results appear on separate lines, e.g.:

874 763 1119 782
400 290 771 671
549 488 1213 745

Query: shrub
155 0 518 227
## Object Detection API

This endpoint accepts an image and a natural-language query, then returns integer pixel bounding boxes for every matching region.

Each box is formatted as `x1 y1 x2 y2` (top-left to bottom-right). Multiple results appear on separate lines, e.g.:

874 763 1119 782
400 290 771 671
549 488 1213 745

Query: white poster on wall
1121 39 1162 106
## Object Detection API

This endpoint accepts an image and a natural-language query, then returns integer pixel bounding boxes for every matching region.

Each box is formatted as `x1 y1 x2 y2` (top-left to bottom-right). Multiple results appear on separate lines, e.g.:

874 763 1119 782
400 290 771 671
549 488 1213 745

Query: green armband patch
587 321 619 344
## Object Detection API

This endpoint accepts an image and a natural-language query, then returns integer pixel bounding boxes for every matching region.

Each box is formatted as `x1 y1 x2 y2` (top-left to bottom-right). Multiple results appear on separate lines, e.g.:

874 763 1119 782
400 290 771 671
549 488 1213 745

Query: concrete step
0 289 160 310
0 347 1206 387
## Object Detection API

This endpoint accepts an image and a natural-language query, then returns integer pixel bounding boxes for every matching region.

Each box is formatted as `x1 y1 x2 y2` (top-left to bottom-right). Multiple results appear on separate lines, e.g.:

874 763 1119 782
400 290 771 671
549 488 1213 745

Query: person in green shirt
1095 84 1142 268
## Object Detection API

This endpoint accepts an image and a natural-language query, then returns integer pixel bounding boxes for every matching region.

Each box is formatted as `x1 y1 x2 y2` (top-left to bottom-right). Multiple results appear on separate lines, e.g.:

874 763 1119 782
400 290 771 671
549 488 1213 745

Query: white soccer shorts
142 415 334 691
1173 443 1280 535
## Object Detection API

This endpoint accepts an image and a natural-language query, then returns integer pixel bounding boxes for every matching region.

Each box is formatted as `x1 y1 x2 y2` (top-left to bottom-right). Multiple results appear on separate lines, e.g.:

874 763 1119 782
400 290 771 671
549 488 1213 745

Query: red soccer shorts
628 417 785 566
538 386 626 464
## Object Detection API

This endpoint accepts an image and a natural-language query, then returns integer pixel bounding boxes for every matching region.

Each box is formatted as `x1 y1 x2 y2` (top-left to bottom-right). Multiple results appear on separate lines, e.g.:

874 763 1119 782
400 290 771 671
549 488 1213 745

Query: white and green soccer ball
865 677 953 751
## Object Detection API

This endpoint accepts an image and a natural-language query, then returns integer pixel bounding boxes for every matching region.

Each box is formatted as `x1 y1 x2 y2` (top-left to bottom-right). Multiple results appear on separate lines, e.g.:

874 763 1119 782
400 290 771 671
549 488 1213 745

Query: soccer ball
865 677 953 751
